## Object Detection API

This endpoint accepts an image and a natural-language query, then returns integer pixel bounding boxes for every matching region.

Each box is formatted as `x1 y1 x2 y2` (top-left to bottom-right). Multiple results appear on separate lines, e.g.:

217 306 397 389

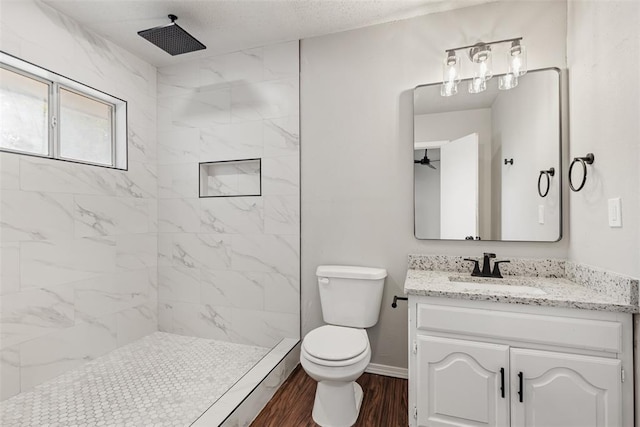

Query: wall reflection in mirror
413 68 561 242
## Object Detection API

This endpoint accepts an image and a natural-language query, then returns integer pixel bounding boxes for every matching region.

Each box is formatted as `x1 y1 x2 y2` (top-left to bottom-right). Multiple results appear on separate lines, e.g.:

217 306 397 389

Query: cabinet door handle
500 368 505 398
518 371 524 402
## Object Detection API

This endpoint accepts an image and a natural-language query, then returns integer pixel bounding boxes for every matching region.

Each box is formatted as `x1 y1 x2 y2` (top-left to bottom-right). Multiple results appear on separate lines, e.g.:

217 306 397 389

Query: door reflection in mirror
413 68 561 242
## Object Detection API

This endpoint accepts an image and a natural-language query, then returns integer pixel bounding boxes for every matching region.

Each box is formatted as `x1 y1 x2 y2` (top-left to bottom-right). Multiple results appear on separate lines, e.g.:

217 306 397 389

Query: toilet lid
303 325 368 361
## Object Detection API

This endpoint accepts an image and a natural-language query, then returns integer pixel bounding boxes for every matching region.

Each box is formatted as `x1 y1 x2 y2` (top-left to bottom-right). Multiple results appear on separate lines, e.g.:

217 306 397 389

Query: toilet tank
316 265 387 328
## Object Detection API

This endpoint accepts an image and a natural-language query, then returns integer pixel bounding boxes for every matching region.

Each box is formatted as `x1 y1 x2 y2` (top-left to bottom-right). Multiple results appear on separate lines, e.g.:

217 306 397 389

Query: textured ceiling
42 0 492 67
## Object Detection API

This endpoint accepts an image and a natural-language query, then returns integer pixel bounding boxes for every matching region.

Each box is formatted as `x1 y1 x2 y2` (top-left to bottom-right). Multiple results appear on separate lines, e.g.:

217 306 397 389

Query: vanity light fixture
499 39 527 90
507 40 527 77
441 50 461 97
498 73 518 90
469 43 492 93
441 37 526 96
469 76 487 94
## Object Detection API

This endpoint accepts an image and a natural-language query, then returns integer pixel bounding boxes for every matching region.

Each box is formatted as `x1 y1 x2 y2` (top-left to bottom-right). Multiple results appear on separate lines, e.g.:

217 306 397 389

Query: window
59 88 114 166
0 52 127 169
0 67 49 156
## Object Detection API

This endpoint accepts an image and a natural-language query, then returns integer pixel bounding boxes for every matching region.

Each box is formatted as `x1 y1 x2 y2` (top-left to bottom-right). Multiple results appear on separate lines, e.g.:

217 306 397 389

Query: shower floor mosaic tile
0 332 269 427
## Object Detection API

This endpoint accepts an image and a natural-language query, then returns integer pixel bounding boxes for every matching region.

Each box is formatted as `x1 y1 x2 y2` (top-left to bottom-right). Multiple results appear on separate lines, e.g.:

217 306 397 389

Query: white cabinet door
510 348 622 427
416 335 509 427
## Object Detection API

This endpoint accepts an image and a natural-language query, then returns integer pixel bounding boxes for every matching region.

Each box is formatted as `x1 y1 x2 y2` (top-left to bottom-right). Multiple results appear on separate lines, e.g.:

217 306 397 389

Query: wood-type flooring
250 365 408 427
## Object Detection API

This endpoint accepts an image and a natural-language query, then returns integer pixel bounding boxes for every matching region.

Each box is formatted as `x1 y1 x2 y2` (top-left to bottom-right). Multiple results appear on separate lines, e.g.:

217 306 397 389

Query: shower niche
199 158 261 198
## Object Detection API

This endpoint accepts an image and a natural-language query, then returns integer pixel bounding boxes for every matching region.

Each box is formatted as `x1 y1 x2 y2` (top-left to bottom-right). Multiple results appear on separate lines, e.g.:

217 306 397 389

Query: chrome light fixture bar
441 37 527 96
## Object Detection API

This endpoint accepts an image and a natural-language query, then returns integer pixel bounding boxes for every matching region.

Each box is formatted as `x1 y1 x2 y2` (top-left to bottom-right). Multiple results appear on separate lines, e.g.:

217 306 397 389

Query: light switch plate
538 205 545 224
608 197 622 227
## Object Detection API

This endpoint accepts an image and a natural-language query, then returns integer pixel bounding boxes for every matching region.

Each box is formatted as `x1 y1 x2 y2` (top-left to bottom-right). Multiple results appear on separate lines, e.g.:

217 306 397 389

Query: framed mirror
413 68 561 242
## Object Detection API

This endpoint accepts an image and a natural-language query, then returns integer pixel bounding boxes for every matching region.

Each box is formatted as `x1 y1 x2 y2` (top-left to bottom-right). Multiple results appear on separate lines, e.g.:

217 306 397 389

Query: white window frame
0 51 127 170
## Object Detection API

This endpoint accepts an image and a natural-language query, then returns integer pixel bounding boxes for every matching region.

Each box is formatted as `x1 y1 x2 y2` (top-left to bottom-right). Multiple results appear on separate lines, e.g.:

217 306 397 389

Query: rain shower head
138 14 206 56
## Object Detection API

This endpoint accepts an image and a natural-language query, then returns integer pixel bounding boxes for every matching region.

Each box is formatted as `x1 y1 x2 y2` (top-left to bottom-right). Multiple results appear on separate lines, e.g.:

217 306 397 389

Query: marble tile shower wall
156 41 300 348
0 1 158 400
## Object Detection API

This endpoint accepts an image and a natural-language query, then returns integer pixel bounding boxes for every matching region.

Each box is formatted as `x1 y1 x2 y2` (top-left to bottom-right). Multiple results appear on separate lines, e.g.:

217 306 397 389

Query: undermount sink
447 275 547 295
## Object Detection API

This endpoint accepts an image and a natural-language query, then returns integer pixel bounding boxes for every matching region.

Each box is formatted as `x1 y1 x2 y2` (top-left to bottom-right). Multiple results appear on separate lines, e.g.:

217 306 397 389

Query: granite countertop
404 269 639 313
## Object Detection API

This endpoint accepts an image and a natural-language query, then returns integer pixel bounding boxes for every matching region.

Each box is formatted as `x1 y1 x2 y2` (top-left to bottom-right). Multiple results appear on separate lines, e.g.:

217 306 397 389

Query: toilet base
312 381 363 427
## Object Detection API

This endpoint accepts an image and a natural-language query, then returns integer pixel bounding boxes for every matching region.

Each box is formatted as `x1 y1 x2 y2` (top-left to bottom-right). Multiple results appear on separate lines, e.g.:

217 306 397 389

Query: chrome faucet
463 253 511 278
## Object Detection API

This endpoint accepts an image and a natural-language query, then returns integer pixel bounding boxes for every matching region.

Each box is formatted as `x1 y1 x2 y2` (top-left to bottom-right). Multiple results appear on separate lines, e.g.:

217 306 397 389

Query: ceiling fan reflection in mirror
414 149 440 169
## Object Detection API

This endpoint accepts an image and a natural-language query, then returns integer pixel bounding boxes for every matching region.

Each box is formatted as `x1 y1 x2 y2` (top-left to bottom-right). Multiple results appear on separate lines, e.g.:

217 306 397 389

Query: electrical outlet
608 198 622 227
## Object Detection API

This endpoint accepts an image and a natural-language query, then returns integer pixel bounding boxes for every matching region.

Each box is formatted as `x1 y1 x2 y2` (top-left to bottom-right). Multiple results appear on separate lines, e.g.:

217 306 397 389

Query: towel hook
569 153 595 192
537 167 555 198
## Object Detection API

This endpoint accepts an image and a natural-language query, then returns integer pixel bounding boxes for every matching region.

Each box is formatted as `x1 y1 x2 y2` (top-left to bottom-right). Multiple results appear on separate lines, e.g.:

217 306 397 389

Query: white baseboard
365 363 408 379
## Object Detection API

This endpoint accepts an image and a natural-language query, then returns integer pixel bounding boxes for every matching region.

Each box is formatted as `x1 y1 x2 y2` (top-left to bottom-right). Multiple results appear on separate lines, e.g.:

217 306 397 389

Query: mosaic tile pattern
0 332 269 427
192 338 299 426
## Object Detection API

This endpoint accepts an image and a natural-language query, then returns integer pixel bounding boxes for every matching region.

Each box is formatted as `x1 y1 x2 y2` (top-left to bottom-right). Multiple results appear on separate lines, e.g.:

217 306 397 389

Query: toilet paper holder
391 295 408 308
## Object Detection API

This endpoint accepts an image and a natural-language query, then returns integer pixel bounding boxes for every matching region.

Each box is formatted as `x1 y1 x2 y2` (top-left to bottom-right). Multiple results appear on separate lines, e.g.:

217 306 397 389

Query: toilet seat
302 325 369 367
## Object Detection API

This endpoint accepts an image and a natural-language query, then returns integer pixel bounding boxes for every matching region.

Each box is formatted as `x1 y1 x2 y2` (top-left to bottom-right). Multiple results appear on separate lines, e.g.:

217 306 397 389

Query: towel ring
537 167 555 198
569 153 595 192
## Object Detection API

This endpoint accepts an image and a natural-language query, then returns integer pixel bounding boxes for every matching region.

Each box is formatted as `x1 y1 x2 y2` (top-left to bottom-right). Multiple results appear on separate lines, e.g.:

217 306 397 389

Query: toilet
300 265 387 427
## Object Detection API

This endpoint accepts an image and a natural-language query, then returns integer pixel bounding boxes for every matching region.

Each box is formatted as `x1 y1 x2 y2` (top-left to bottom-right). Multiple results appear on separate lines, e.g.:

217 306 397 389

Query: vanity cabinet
416 335 509 426
510 348 621 426
408 297 633 427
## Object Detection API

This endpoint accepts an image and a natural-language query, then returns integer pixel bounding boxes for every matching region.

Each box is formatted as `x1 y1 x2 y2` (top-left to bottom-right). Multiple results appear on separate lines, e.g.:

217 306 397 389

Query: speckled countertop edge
566 261 639 308
405 255 639 314
408 254 566 278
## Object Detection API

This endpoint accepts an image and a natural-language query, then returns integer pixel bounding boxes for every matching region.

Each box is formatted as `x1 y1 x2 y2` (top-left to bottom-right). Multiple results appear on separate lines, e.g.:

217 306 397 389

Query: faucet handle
463 258 481 276
483 252 496 259
492 260 511 278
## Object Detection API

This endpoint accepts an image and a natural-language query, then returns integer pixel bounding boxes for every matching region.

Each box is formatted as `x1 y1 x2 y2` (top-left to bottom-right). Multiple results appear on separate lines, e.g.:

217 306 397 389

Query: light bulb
468 77 486 94
499 73 518 90
508 41 527 77
442 50 461 85
478 60 490 79
470 44 493 81
441 81 458 97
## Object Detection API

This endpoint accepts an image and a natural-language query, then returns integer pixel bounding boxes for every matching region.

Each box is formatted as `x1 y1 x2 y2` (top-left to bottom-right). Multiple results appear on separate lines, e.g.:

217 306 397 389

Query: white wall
567 0 640 279
566 0 640 418
414 149 441 238
493 70 561 241
301 0 568 369
414 109 493 239
156 42 300 348
0 1 157 399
